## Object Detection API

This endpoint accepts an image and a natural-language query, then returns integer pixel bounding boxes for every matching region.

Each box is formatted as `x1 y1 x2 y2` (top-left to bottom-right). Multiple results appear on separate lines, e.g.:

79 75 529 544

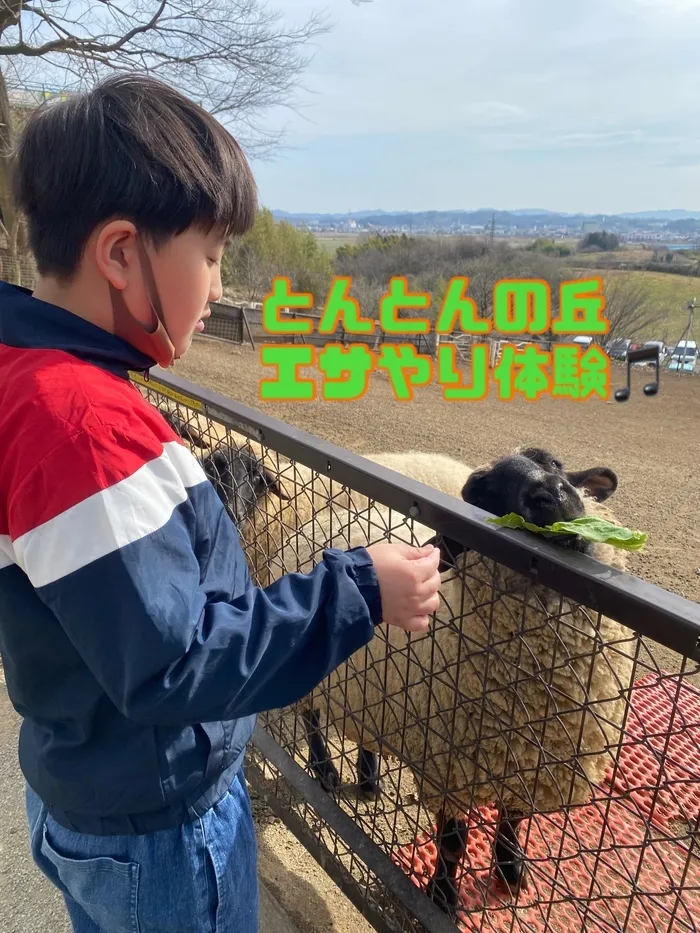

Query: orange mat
392 672 700 932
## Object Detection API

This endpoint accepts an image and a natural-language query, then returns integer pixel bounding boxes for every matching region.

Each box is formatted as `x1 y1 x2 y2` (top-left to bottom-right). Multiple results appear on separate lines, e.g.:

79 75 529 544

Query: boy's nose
209 269 223 304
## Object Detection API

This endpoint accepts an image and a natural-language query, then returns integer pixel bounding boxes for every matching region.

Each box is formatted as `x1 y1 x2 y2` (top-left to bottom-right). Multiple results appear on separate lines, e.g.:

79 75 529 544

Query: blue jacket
0 281 382 834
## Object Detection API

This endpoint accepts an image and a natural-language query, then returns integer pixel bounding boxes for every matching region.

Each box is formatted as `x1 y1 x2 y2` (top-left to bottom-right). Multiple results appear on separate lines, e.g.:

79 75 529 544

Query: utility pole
672 298 697 373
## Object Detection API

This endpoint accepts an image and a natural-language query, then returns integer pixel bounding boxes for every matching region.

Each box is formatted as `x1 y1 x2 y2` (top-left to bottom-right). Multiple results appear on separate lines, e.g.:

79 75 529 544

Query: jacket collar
0 280 156 378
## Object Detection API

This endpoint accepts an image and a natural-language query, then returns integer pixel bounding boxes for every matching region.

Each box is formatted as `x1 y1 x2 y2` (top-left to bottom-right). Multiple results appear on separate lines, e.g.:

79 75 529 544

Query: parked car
633 340 667 366
606 338 632 360
668 340 698 372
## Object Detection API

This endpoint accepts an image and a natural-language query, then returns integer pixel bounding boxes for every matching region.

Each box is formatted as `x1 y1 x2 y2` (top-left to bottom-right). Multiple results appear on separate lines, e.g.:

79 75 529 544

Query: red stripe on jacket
0 346 181 538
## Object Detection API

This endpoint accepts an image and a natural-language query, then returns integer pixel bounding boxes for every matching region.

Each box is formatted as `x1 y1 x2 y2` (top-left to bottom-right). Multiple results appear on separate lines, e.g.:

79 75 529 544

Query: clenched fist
365 541 442 634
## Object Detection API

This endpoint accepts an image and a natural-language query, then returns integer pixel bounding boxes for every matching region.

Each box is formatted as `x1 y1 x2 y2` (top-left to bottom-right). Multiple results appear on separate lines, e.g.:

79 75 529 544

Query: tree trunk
0 66 24 285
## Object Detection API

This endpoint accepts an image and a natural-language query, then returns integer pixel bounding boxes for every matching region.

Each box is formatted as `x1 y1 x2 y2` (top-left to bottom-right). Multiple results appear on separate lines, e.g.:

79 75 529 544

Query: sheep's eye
552 459 562 470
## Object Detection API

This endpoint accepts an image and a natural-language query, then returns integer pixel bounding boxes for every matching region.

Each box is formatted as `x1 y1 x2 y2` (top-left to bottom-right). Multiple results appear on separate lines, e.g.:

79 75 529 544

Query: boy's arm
7 423 382 726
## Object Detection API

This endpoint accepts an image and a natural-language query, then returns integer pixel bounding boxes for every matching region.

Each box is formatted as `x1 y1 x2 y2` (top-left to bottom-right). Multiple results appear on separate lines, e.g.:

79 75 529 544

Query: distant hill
618 210 700 220
271 207 700 232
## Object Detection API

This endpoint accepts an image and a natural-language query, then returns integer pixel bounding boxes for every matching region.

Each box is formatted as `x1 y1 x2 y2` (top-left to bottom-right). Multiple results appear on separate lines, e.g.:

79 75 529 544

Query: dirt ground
175 337 700 608
3 337 698 933
167 336 700 931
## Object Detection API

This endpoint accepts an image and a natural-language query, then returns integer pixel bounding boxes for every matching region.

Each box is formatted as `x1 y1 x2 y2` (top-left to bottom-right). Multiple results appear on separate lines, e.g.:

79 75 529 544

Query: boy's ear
94 220 140 291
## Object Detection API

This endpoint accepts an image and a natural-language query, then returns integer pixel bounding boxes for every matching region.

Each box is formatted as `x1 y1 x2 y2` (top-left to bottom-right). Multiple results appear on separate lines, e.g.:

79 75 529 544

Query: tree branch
0 0 167 56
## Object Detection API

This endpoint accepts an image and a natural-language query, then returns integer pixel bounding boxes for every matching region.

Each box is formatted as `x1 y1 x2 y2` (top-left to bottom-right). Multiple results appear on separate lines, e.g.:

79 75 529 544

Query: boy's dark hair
12 73 258 279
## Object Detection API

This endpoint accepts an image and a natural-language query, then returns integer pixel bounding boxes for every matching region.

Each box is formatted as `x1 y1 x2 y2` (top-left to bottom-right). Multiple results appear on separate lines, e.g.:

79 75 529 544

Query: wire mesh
204 303 244 343
0 252 37 288
134 372 700 933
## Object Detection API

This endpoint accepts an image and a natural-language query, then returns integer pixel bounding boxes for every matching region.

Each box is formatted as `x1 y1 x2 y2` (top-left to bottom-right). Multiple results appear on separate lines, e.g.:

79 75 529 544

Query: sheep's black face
514 447 618 505
204 449 263 524
204 447 289 525
466 455 584 527
462 448 618 556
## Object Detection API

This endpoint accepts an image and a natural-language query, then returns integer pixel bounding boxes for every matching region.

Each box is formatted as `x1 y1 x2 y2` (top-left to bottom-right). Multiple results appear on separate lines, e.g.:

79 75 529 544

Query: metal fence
205 302 441 355
0 252 37 288
133 366 700 933
205 302 246 344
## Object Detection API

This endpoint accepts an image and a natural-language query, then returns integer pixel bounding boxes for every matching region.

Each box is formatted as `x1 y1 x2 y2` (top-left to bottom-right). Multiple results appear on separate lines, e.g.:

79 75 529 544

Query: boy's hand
365 541 442 634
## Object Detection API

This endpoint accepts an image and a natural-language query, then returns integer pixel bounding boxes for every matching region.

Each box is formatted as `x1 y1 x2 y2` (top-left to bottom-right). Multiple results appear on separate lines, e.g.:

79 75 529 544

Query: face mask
109 235 178 369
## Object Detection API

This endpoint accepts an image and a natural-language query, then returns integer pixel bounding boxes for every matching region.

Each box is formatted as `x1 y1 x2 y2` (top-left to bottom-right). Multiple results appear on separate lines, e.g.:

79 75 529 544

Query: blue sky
246 0 700 215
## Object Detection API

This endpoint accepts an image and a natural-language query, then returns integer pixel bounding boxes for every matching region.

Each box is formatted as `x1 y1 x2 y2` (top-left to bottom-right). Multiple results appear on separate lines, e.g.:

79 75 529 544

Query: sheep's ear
180 424 208 450
263 468 292 501
423 534 469 573
204 449 230 480
566 467 618 502
163 410 208 450
460 467 490 509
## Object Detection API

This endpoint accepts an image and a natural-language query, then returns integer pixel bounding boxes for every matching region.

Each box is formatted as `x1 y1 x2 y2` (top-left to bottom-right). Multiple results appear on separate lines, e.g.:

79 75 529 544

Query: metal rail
249 726 458 933
135 365 700 663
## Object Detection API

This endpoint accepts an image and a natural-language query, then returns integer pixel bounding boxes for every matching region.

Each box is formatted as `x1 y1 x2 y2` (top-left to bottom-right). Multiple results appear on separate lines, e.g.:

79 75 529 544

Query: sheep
154 404 348 583
158 410 374 586
273 446 634 915
204 444 476 586
159 409 289 527
361 451 474 501
224 454 367 587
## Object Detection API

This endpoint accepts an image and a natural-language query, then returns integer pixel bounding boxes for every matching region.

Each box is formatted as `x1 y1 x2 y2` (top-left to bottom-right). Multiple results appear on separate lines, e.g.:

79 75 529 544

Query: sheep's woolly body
259 451 473 585
362 451 474 500
152 402 635 819
284 493 635 822
240 448 474 586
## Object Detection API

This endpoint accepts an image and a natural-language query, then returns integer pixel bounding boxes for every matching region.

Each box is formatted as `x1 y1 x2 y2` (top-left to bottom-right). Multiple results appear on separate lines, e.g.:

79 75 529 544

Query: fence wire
205 303 245 343
134 370 700 933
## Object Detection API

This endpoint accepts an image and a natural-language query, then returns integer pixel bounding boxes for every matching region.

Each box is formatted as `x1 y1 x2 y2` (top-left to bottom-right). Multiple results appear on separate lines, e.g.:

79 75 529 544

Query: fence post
241 307 256 350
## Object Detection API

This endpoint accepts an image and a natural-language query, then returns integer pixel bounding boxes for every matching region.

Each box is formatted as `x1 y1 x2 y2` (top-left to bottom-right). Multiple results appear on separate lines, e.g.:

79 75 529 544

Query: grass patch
597 269 700 343
314 234 362 254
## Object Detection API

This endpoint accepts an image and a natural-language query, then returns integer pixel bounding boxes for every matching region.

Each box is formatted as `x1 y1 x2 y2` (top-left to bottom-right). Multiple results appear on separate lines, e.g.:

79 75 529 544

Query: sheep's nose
525 489 559 526
524 479 581 526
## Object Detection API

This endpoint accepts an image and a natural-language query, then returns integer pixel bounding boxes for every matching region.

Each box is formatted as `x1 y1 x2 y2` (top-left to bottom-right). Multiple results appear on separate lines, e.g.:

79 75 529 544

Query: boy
0 74 442 932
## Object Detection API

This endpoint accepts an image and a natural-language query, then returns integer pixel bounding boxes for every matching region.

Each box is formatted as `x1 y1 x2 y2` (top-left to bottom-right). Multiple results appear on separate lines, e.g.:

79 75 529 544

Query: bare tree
223 242 275 304
349 276 386 324
598 273 666 344
0 0 367 284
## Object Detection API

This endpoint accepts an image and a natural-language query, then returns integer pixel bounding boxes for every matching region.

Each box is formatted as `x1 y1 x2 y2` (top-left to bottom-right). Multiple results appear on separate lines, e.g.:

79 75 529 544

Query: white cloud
460 102 531 126
248 0 700 212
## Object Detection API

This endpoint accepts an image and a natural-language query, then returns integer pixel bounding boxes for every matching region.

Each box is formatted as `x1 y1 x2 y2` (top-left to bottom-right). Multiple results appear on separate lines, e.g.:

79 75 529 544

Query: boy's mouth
195 308 211 333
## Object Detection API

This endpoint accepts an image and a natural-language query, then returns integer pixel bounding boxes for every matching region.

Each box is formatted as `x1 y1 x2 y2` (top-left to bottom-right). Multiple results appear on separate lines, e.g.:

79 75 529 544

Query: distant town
271 208 700 247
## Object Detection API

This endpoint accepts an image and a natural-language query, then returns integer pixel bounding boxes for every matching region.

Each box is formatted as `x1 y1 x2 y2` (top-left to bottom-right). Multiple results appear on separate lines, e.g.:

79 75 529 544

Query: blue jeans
25 771 259 933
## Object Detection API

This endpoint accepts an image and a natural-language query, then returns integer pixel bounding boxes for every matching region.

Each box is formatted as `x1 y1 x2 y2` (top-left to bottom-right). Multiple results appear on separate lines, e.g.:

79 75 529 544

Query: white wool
272 466 635 822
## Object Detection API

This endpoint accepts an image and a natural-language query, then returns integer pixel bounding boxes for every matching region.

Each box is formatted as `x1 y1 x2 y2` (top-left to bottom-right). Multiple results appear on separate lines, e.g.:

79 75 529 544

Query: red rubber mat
392 672 700 932
605 672 700 830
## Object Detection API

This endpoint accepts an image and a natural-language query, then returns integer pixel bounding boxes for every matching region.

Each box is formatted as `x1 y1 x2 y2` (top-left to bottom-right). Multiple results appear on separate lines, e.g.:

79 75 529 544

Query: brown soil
168 337 700 930
175 338 700 607
7 338 694 933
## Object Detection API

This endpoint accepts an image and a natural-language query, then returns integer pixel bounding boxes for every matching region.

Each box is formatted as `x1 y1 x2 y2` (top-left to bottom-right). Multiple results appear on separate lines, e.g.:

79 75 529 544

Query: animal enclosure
134 367 700 933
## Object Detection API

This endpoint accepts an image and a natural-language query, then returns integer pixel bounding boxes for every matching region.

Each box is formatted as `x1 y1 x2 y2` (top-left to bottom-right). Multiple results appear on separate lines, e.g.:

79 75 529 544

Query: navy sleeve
11 426 383 728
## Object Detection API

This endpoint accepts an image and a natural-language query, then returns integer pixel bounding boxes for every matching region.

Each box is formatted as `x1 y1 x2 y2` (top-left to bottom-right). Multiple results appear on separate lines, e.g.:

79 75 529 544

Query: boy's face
149 226 227 358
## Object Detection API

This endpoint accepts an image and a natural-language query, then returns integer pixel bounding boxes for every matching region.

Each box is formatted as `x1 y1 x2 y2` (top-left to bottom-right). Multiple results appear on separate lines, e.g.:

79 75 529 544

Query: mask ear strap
110 234 177 368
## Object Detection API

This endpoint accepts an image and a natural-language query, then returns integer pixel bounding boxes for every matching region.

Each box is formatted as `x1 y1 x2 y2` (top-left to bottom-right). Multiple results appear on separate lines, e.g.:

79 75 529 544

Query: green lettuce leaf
486 513 647 551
